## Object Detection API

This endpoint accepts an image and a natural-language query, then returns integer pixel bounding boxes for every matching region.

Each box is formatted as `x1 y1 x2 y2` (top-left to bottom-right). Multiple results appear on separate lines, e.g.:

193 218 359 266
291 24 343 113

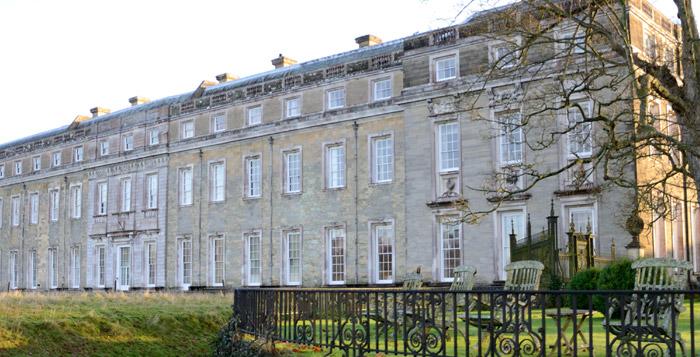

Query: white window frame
145 241 157 287
49 189 60 222
283 149 302 194
94 245 105 288
52 152 61 167
284 230 303 286
497 111 524 165
96 181 108 216
179 239 193 290
244 155 262 198
284 97 301 119
11 196 20 227
326 227 346 285
560 197 598 252
371 221 395 284
28 250 37 289
70 246 80 289
496 208 526 280
14 160 22 175
116 245 129 291
146 173 158 209
32 156 41 172
245 232 262 286
48 248 58 289
247 105 262 126
211 113 226 133
120 177 132 212
372 77 392 101
437 121 460 172
326 88 346 110
73 146 84 162
70 184 82 219
370 134 394 184
149 129 160 146
181 120 194 139
209 161 226 202
100 140 110 156
29 192 39 225
9 251 18 289
0 163 5 178
565 101 593 159
211 235 225 287
325 142 346 189
123 134 134 151
179 167 194 206
490 41 520 69
434 54 458 82
438 217 462 282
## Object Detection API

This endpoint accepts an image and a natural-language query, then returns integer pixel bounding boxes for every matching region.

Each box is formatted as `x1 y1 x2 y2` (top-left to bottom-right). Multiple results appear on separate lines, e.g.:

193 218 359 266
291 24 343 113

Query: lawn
0 291 232 357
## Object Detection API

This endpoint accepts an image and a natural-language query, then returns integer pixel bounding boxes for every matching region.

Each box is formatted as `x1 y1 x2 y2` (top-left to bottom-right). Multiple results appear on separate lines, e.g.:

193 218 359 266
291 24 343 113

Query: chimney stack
215 73 238 84
90 107 111 118
128 96 150 106
271 54 297 69
355 34 382 48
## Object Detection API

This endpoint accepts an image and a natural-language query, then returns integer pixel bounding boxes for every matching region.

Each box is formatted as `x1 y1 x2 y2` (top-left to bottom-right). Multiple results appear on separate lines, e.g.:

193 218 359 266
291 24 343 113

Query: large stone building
0 1 697 291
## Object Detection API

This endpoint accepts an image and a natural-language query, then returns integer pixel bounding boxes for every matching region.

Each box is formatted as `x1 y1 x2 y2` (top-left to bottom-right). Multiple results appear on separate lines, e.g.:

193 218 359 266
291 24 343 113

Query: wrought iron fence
234 288 699 356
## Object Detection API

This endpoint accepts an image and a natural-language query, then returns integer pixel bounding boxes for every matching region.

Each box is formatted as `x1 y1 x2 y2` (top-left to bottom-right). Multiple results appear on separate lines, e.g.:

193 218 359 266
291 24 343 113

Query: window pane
441 221 461 281
328 228 345 283
436 56 456 81
247 158 261 197
287 232 302 284
247 235 261 285
373 79 392 100
182 241 192 285
499 112 523 164
327 145 345 188
567 104 592 157
373 137 393 182
285 151 301 193
439 122 460 171
375 224 393 282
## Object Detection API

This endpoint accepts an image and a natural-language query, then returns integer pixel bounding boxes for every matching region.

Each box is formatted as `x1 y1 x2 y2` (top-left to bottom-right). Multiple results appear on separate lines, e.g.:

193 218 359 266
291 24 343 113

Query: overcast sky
0 0 689 145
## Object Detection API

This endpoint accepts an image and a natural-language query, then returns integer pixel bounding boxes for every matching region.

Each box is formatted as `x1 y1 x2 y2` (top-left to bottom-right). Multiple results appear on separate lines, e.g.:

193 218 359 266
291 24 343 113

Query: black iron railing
234 288 699 356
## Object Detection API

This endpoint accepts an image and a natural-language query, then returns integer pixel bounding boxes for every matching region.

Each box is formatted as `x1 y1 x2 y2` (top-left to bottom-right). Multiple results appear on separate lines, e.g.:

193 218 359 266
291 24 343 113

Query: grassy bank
0 291 231 356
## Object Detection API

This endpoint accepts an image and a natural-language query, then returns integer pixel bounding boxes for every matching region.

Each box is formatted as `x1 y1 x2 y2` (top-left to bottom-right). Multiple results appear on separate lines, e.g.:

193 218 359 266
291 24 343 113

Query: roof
0 38 404 152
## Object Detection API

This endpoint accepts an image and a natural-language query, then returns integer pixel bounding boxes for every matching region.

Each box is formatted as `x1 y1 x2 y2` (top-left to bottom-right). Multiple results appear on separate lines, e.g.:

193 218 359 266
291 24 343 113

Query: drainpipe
268 136 274 286
20 183 26 289
163 153 170 288
353 121 359 285
198 149 204 287
63 176 68 289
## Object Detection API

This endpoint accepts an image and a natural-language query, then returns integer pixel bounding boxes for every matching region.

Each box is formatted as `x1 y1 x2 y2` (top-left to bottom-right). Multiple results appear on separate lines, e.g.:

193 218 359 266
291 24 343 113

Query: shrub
564 268 600 309
594 259 635 314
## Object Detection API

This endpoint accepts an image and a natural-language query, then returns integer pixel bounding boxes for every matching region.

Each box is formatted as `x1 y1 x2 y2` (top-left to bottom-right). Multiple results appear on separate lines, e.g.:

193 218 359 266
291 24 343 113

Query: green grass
0 291 232 357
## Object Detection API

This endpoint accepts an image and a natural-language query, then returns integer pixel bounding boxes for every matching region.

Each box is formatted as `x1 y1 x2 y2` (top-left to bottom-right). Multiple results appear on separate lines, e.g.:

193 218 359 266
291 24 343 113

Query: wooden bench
603 258 693 356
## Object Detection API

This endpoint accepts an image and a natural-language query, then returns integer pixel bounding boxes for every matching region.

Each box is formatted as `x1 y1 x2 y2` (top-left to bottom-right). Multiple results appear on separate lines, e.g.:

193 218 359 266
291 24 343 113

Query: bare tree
447 0 698 233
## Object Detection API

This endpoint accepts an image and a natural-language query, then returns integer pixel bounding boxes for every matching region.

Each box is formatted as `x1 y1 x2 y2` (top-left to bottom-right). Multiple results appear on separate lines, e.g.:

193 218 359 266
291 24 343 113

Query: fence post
547 199 560 278
568 221 577 278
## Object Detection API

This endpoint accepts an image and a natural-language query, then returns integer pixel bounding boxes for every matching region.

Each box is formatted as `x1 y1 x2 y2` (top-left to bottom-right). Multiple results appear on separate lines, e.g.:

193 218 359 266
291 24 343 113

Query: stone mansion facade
0 1 697 291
